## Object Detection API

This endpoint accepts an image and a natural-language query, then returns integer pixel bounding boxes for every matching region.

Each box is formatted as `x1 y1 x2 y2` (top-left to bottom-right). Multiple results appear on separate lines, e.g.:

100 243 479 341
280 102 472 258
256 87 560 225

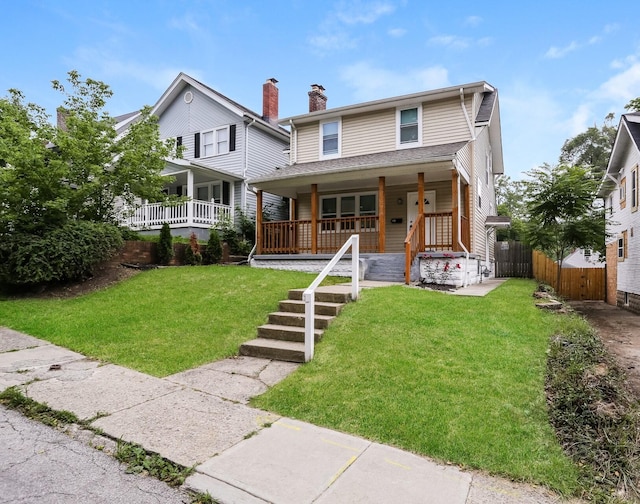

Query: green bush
202 229 222 264
119 227 141 241
157 223 173 265
0 221 123 287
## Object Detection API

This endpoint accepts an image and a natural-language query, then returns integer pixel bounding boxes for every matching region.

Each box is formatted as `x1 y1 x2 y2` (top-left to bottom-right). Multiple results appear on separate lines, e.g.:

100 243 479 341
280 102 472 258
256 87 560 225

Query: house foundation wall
250 255 367 279
617 291 640 315
418 252 490 287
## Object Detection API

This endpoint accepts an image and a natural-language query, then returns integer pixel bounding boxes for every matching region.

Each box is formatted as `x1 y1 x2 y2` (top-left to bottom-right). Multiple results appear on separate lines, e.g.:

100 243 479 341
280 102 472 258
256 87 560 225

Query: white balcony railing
124 200 232 230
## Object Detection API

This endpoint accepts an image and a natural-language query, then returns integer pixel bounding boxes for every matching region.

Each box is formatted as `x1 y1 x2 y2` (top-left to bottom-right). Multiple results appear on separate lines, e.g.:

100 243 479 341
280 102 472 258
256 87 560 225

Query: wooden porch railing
261 216 379 254
404 212 425 284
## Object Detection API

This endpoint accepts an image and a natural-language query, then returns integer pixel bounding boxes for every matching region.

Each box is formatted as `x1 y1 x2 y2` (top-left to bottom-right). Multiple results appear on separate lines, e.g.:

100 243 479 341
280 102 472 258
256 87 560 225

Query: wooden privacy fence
532 250 605 300
494 241 532 278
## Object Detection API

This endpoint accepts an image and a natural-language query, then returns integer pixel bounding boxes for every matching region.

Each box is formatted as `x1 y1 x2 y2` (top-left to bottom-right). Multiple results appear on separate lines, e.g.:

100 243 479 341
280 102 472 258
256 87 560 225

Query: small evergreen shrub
202 229 222 264
0 221 123 287
119 227 141 241
157 223 173 265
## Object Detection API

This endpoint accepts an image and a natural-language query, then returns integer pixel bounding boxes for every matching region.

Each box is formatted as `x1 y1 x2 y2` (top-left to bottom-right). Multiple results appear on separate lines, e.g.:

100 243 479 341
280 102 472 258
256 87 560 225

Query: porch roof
249 141 468 196
162 159 243 182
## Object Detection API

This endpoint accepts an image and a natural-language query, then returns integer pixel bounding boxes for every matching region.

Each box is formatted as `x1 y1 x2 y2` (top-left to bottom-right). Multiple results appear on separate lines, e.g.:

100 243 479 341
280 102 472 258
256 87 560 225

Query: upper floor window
620 176 627 209
194 125 236 159
320 120 340 158
632 167 638 211
397 106 422 148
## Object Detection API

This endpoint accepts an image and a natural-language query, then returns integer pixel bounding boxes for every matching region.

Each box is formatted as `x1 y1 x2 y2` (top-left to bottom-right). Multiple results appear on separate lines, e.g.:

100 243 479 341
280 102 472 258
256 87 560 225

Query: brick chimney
262 78 279 125
308 84 327 112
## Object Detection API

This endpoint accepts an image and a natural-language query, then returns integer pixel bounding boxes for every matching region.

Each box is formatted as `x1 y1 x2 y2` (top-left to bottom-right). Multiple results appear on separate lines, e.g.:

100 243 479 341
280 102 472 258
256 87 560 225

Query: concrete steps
240 286 353 363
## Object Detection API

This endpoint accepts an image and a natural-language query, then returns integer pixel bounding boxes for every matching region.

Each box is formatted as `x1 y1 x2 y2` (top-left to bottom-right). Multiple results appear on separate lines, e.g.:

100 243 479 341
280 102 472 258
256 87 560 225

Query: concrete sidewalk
0 327 576 503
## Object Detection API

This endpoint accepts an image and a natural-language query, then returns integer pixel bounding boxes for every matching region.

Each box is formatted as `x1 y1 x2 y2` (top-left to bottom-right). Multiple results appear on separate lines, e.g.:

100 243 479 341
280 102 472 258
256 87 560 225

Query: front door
407 191 436 244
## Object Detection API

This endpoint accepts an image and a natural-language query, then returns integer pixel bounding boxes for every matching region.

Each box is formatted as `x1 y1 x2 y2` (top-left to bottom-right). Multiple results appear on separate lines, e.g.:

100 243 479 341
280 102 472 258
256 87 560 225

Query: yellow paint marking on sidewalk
274 421 301 431
321 438 362 452
385 458 412 470
328 456 358 486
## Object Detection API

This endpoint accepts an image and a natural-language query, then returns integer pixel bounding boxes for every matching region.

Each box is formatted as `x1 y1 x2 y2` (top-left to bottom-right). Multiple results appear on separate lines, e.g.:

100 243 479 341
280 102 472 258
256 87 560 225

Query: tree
495 175 527 241
558 114 617 181
157 223 174 265
0 71 180 286
625 97 640 112
524 164 607 293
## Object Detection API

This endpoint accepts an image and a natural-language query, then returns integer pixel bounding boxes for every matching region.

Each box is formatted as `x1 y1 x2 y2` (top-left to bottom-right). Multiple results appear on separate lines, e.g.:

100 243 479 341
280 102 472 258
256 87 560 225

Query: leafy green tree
625 97 640 112
495 175 527 241
157 223 174 265
558 114 617 181
524 164 607 293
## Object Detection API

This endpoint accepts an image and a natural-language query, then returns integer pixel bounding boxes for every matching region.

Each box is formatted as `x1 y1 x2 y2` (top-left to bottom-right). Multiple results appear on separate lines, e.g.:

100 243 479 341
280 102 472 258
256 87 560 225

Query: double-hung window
199 126 231 157
320 120 340 158
320 193 377 231
632 167 638 211
397 105 422 147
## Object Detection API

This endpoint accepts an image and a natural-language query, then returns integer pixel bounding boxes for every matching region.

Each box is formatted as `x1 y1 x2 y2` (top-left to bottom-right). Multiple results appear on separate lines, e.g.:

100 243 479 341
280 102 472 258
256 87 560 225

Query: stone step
287 288 352 304
240 339 306 363
257 324 323 343
279 299 344 317
268 311 333 330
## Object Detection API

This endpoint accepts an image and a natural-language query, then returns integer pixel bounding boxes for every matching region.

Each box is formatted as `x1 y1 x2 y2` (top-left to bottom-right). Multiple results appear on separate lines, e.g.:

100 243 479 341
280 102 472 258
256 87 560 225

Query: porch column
311 184 318 254
187 170 194 226
452 170 459 252
256 190 263 254
290 198 296 221
378 177 386 253
418 172 425 250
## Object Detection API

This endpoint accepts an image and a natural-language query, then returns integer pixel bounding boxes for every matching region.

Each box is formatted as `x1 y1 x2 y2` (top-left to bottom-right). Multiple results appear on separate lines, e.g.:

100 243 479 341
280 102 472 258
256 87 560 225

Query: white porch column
187 170 194 226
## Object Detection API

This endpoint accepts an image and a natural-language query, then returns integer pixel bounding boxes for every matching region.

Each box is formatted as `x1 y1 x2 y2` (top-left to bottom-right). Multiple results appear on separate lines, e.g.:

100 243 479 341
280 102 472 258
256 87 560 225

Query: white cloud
428 35 470 50
544 41 579 59
168 14 202 33
563 103 593 136
339 61 449 101
308 32 357 52
464 15 482 27
388 27 406 37
604 23 620 34
335 0 396 24
598 61 640 103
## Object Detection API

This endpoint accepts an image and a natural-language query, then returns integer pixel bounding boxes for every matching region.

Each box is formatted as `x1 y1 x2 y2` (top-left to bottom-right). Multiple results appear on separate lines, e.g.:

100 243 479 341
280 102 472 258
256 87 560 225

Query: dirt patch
6 263 143 300
569 300 640 398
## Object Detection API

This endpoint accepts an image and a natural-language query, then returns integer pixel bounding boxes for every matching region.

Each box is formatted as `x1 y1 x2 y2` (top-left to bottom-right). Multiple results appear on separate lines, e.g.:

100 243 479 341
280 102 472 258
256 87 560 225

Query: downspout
289 119 297 165
458 88 476 287
243 119 256 214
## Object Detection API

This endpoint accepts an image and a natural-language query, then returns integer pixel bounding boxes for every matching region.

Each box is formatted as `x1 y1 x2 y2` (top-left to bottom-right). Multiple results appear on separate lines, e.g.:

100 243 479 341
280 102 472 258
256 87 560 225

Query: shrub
237 208 255 243
119 227 141 241
217 215 239 254
184 232 202 266
157 223 173 265
0 221 123 287
202 229 222 264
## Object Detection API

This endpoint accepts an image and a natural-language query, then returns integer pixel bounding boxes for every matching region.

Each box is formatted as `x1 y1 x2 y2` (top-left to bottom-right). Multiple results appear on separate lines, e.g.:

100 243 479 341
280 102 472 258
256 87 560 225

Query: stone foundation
418 252 490 287
617 291 640 315
250 255 366 279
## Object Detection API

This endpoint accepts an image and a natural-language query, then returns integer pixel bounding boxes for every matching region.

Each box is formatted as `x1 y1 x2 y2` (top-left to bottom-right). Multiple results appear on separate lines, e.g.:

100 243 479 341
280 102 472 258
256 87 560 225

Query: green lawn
0 271 579 493
0 266 341 376
252 279 579 494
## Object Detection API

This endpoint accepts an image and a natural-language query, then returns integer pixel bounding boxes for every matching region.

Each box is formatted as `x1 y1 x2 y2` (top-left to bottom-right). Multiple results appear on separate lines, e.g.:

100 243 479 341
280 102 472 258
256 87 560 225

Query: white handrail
302 235 360 362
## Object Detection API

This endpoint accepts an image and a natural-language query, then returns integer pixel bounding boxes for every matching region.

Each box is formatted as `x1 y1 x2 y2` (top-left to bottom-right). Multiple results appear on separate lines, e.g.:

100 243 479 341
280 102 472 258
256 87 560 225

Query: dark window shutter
229 124 236 152
194 133 200 158
176 136 182 147
223 181 231 206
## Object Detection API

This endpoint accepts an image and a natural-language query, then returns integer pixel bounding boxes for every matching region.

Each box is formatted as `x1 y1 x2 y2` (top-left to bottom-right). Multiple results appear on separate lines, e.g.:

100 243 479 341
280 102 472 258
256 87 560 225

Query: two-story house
119 73 290 239
248 81 505 284
599 112 640 312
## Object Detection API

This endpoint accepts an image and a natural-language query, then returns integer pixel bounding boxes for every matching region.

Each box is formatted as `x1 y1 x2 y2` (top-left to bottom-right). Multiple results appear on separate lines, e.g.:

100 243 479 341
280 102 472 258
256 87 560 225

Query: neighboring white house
248 81 505 284
598 112 640 312
561 248 605 269
118 73 290 239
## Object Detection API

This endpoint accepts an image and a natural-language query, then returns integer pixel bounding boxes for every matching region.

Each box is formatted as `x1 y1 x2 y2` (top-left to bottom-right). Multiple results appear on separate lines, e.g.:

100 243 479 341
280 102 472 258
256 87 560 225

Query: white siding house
119 74 289 239
599 112 640 312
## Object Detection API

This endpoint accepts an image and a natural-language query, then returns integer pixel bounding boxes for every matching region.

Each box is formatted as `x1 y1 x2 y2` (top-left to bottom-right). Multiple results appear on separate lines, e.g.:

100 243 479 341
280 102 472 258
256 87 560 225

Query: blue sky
2 0 640 179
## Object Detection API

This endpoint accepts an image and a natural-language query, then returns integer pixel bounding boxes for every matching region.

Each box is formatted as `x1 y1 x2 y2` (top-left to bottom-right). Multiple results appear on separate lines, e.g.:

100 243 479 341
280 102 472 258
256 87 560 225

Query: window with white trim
632 166 638 211
320 120 340 158
397 106 422 147
320 193 377 231
201 126 230 157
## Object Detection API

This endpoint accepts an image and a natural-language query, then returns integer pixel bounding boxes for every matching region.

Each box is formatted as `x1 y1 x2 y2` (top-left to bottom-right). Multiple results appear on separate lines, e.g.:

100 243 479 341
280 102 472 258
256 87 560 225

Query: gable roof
150 73 289 141
598 113 640 197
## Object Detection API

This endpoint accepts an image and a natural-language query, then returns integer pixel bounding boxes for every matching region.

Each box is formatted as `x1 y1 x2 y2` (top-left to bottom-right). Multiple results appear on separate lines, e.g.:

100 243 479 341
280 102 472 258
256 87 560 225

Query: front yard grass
252 279 580 495
0 266 342 377
1 271 580 494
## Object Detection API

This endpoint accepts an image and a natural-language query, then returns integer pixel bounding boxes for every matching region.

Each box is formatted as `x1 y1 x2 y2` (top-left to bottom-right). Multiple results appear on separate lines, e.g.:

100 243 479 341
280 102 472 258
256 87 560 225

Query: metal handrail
302 235 360 362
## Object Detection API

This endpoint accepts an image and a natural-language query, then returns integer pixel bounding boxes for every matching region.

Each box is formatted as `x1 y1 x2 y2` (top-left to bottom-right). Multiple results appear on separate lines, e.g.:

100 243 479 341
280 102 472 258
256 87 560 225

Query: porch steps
364 253 406 282
239 287 353 363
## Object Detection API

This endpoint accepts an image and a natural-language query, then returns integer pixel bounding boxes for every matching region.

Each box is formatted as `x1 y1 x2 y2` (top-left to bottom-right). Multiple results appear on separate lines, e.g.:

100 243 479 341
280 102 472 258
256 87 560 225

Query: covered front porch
121 159 239 239
253 169 471 283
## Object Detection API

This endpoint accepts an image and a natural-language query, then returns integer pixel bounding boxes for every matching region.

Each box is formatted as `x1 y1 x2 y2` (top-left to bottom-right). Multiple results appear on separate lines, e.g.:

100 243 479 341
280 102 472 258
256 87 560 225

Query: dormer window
320 119 340 158
397 105 422 148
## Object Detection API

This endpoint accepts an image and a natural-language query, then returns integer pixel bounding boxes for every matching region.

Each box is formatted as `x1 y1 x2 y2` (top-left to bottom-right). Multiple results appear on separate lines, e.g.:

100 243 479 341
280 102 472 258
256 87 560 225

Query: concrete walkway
0 325 576 503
